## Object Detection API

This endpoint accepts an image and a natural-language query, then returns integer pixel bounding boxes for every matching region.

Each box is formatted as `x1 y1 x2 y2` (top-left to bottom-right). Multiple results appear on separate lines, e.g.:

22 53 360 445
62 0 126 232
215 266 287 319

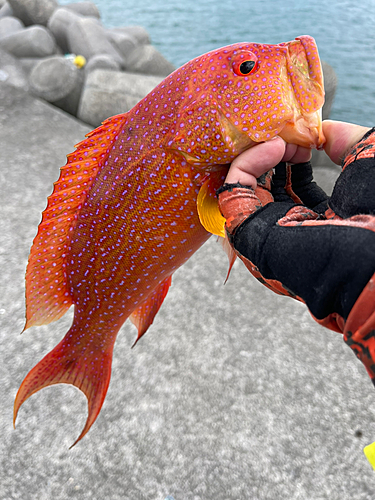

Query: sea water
62 0 375 126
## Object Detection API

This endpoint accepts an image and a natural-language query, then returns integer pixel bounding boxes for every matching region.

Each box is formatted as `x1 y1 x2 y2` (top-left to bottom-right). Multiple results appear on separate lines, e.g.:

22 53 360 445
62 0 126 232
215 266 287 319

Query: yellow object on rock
364 442 375 470
74 55 86 68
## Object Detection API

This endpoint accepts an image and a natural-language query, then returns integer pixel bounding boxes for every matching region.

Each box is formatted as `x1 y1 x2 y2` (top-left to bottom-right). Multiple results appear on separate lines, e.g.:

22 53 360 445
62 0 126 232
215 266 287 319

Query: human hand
225 120 372 188
225 137 312 188
220 120 374 236
219 122 375 396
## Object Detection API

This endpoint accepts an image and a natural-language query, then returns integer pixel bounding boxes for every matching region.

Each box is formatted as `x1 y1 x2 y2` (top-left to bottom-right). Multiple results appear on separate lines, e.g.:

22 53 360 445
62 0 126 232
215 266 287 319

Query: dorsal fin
130 276 172 347
25 113 128 330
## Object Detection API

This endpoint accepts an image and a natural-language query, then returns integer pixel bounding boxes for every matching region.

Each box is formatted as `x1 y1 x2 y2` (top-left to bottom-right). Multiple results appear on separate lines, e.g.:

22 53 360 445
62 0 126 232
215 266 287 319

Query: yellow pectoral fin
364 442 375 470
197 172 227 238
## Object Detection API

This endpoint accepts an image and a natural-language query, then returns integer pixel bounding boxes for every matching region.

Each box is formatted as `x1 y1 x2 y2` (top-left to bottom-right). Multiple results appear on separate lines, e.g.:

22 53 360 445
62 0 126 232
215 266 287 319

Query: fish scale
14 36 325 446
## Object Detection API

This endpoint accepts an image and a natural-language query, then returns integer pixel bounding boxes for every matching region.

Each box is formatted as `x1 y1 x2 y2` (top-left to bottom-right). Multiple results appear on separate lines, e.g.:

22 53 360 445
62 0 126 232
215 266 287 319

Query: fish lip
286 35 325 114
280 36 326 149
294 35 325 90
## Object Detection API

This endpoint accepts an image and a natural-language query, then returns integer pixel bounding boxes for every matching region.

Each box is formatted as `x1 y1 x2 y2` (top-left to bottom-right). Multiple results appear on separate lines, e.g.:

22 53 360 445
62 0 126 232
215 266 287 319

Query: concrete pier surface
0 82 374 499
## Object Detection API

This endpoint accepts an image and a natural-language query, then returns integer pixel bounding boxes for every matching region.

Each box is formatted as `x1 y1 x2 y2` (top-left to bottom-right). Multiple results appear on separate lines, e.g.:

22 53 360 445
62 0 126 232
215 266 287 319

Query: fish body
14 36 325 445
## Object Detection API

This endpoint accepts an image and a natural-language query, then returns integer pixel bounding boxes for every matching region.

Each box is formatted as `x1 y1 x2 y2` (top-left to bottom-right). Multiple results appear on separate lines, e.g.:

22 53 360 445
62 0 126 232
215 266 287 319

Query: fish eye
240 60 256 74
232 53 258 76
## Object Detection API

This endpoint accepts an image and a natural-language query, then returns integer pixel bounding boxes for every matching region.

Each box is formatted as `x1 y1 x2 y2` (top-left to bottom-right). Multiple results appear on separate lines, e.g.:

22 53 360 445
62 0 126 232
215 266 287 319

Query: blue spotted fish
14 36 325 445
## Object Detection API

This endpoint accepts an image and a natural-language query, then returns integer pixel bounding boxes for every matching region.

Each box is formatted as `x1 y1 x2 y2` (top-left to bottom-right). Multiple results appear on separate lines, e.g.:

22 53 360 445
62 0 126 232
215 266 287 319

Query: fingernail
270 135 285 143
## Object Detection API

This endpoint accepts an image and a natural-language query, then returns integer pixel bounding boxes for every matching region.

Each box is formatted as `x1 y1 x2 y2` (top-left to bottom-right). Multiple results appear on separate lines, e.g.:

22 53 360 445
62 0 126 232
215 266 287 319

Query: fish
14 35 325 446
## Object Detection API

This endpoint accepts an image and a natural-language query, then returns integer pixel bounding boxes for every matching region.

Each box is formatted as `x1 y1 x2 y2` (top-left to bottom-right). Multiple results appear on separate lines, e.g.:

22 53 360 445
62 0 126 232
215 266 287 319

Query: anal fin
130 276 172 347
219 235 237 283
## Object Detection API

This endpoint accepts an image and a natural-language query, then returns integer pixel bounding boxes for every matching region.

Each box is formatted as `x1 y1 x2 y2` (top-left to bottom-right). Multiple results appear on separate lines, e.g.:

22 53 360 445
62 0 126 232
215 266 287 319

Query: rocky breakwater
0 0 175 126
0 0 338 158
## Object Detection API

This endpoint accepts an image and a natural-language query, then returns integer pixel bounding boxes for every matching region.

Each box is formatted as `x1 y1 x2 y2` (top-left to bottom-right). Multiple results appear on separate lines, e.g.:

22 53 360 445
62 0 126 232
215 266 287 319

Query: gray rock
48 5 101 55
67 16 124 66
0 46 28 90
0 1 13 18
64 1 100 18
321 60 337 121
77 69 163 126
106 29 137 65
84 54 121 74
0 15 23 38
8 0 58 26
47 7 83 54
29 55 83 115
28 55 73 100
0 25 56 57
125 44 175 76
109 25 151 45
53 76 84 116
18 55 51 75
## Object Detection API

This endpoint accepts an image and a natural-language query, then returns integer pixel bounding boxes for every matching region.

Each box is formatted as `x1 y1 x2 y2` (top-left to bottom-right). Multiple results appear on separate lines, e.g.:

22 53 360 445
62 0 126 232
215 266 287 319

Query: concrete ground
0 81 374 500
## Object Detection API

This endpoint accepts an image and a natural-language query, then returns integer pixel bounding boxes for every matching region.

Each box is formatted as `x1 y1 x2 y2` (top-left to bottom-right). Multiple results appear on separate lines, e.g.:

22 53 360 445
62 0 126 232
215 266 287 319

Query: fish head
172 35 325 167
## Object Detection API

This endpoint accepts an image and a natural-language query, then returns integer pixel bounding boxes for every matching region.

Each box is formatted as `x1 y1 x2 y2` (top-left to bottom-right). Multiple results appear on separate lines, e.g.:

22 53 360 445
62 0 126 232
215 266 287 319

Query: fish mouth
279 36 326 149
279 110 325 149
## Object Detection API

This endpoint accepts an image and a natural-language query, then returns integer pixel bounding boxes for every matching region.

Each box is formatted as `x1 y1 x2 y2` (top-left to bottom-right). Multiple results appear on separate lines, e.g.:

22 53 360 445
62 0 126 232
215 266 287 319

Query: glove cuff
216 182 254 196
218 185 273 235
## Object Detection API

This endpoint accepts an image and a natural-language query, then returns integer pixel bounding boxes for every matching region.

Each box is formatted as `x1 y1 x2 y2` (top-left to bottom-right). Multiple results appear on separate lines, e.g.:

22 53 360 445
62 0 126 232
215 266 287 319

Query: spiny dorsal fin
130 276 172 347
25 114 128 329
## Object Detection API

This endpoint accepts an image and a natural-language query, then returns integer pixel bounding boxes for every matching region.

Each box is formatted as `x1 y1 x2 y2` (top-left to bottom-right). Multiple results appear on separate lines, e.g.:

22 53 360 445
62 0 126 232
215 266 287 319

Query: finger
226 137 286 188
289 146 312 164
322 120 370 165
282 144 312 164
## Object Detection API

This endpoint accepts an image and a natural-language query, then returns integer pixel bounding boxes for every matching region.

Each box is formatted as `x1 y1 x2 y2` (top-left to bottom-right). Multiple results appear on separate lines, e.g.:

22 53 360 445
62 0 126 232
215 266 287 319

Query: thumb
322 120 371 165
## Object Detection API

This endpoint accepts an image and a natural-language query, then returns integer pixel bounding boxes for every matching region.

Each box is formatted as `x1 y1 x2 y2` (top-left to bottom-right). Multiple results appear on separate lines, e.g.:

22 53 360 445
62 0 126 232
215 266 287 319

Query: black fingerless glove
218 139 375 386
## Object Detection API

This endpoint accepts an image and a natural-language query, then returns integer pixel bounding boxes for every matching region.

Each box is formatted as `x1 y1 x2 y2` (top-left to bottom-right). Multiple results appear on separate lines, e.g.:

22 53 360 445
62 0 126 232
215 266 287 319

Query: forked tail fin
13 333 114 447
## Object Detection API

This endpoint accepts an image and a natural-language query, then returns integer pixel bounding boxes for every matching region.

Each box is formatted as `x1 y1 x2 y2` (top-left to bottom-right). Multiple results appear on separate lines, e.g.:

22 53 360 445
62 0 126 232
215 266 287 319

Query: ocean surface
62 0 375 126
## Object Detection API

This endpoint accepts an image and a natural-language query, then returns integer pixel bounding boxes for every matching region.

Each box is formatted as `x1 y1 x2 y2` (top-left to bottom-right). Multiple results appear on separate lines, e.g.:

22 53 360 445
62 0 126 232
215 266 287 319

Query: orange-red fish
14 36 325 446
